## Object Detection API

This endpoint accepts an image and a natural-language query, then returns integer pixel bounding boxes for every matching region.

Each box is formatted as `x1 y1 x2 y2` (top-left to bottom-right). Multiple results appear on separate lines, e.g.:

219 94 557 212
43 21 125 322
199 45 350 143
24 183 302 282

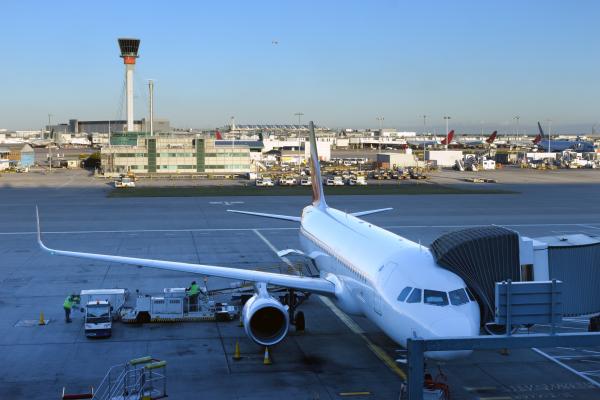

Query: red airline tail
486 131 497 144
441 130 454 145
216 130 223 140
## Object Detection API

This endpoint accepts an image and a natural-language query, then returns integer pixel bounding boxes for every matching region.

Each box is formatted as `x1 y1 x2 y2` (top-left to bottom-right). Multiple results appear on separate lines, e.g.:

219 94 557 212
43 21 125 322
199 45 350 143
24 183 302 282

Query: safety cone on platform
39 311 46 326
233 340 241 361
263 346 272 365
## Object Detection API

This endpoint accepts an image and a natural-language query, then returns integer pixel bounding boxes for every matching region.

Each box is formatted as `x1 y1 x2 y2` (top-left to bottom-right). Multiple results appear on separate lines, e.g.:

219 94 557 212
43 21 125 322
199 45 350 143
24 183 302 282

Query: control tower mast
118 38 140 132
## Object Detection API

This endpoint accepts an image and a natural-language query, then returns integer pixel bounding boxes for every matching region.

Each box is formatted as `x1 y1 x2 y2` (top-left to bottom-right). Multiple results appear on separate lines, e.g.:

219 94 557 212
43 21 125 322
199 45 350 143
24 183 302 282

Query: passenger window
424 290 449 306
449 289 469 306
397 286 413 302
406 288 422 303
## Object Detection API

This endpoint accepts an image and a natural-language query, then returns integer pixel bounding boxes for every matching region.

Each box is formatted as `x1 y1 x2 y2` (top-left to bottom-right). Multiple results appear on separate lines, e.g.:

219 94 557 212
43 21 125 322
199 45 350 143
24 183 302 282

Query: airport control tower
118 38 140 132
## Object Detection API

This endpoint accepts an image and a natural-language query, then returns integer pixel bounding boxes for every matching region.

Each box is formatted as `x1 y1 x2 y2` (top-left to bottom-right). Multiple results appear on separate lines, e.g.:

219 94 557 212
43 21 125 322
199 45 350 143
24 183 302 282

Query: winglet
35 206 51 253
308 121 327 209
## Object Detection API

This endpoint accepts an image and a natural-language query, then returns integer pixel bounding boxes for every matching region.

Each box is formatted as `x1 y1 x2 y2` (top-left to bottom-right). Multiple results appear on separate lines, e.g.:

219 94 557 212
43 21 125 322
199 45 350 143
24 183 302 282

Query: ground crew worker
63 295 74 323
186 281 200 312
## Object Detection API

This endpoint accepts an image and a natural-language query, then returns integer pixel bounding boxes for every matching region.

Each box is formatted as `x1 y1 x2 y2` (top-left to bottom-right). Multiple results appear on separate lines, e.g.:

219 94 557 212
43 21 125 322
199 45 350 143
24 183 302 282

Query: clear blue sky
1 1 598 133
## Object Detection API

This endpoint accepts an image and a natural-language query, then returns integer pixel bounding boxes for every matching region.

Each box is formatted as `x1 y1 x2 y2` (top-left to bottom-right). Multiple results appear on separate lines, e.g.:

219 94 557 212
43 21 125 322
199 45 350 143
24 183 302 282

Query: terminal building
46 118 170 134
101 133 251 175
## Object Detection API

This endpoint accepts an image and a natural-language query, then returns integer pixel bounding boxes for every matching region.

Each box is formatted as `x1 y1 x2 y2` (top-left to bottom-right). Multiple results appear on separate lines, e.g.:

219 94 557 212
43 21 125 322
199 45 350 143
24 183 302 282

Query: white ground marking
251 229 406 379
533 348 600 389
5 222 600 236
209 201 245 206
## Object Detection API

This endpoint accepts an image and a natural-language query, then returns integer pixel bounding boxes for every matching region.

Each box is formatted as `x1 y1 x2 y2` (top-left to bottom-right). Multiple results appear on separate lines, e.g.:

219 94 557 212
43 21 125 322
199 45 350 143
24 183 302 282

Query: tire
295 311 305 332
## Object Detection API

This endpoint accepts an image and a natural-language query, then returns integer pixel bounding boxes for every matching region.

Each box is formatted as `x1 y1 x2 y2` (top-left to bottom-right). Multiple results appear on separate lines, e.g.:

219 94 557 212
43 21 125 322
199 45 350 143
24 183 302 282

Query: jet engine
242 283 290 346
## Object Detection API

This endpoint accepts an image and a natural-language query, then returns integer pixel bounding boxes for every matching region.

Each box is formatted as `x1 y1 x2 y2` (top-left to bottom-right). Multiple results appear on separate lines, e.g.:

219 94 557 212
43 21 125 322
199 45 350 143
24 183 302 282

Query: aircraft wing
351 208 393 217
36 208 334 296
227 209 301 222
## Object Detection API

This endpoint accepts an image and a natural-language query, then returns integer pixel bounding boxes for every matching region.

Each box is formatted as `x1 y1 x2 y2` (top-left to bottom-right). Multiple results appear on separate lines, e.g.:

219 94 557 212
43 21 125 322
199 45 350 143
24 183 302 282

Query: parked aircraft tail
441 130 454 145
486 131 497 144
308 121 327 209
533 122 546 144
216 130 223 140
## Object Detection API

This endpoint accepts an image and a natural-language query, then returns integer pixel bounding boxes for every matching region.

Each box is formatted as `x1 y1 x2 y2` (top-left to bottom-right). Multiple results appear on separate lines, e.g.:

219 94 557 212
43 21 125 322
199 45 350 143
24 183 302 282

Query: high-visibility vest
187 284 199 296
63 297 73 309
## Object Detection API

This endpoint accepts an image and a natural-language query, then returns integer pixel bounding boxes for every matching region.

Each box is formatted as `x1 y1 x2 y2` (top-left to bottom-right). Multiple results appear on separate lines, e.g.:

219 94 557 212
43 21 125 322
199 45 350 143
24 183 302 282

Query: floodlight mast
118 38 140 132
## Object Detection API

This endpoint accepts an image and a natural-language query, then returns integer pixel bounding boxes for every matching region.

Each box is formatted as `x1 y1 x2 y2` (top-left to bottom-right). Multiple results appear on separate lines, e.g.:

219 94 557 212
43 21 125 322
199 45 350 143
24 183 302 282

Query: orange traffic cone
39 312 46 325
263 346 272 365
233 340 241 361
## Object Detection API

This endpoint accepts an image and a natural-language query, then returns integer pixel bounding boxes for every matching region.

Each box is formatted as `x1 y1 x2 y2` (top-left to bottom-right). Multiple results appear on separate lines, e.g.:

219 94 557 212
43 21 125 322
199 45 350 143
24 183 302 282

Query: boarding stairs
91 356 167 400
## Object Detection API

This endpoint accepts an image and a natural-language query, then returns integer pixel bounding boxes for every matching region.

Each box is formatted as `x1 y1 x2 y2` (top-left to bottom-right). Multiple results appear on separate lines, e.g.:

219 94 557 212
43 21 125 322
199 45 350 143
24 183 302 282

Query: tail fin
216 130 223 140
308 121 327 209
486 131 497 144
537 122 546 138
441 130 454 145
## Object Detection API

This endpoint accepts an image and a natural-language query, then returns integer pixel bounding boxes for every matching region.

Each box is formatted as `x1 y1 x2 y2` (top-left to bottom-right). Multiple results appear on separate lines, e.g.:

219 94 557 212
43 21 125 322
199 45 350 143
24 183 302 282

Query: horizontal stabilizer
351 208 393 217
227 209 301 222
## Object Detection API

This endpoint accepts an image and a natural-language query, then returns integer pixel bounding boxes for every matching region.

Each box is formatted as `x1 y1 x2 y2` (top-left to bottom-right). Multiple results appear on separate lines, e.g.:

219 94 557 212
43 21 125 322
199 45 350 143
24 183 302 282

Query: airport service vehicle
37 121 479 360
349 176 367 186
300 177 311 186
121 287 238 323
255 177 274 187
279 177 297 186
325 176 344 186
114 177 135 188
79 289 127 337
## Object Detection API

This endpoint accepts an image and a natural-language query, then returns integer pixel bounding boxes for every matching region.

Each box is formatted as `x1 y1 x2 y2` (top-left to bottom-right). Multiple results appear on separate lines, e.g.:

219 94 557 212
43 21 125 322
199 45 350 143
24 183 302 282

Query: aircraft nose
423 316 478 360
430 316 478 337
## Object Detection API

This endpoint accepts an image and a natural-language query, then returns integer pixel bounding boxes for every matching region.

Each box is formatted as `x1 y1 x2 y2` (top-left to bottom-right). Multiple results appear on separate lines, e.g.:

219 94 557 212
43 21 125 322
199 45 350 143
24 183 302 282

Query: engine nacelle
242 284 289 346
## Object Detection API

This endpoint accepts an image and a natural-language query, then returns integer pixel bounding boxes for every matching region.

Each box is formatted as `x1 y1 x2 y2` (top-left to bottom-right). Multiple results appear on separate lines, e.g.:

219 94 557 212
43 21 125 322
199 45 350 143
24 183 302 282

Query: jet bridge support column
407 339 425 400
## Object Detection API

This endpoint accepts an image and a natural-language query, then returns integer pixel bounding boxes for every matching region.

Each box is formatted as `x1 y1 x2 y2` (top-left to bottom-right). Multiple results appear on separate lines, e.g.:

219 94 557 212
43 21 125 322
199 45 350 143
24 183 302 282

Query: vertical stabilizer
308 121 327 209
537 122 546 138
486 131 497 144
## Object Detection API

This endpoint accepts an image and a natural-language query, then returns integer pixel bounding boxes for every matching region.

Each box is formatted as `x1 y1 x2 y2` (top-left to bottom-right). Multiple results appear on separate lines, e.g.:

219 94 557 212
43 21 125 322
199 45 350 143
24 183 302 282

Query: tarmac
1 168 600 399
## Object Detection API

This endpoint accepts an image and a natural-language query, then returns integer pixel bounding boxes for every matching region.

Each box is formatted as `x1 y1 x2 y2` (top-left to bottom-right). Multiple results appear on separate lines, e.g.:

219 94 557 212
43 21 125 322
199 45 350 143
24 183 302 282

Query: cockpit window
449 288 469 305
397 286 413 302
424 290 449 306
406 288 422 303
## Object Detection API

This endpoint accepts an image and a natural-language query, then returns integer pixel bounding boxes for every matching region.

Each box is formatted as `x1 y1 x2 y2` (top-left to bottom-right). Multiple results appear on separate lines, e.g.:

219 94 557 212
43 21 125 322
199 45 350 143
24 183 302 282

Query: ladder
91 356 167 400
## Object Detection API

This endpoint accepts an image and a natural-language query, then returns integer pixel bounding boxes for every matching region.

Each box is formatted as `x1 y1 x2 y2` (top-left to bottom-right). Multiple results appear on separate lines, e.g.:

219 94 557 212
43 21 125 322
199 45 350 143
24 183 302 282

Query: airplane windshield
424 290 449 306
406 288 422 303
449 288 469 305
397 286 413 302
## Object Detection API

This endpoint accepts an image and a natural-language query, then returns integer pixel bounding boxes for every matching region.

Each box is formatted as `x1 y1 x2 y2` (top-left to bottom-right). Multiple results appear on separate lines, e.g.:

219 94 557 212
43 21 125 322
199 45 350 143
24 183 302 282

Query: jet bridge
430 226 521 323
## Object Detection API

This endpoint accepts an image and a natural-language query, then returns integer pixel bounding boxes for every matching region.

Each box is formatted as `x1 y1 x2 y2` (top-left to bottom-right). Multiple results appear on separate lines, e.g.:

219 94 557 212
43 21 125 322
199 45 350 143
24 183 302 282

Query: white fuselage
299 205 480 359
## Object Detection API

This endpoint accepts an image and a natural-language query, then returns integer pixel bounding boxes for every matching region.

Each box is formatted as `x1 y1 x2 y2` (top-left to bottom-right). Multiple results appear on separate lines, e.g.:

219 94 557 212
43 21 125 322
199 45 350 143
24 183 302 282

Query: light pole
546 119 552 153
514 115 520 145
443 116 451 150
376 116 384 150
294 112 304 173
422 115 427 166
47 114 53 140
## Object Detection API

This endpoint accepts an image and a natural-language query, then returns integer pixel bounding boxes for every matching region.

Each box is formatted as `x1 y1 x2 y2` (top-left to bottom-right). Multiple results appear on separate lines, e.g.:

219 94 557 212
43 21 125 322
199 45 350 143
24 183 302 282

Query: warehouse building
376 152 418 168
101 133 251 175
5 143 35 167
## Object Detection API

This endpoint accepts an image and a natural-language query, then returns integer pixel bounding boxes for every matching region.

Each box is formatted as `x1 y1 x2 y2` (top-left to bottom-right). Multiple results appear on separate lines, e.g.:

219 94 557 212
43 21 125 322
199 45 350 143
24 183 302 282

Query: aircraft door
374 261 397 316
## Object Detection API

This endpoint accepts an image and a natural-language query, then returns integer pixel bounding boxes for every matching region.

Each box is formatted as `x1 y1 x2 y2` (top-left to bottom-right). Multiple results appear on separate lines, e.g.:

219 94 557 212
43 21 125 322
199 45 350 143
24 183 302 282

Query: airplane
534 122 595 152
407 130 455 148
458 131 497 148
215 130 223 140
36 121 480 360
